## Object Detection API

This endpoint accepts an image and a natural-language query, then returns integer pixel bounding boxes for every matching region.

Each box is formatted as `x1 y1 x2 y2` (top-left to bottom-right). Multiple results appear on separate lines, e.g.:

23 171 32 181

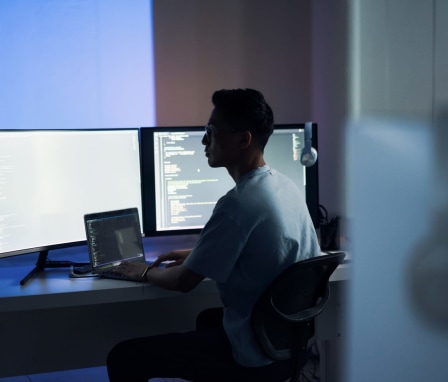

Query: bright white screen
0 130 143 256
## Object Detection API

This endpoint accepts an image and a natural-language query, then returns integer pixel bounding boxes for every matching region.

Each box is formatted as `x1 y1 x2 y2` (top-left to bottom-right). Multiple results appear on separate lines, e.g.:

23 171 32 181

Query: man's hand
115 261 149 281
153 249 191 268
115 248 193 283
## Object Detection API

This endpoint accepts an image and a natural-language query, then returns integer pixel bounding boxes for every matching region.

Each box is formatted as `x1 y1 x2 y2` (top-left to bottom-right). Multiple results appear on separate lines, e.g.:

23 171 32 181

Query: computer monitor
0 129 143 260
140 123 319 236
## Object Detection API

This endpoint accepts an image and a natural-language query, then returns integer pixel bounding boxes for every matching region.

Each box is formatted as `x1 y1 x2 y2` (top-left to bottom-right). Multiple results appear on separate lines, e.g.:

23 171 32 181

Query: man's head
202 89 274 176
210 88 274 150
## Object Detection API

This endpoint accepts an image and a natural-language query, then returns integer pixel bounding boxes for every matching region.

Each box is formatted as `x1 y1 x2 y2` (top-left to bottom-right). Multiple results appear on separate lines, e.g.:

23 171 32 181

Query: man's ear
239 131 252 149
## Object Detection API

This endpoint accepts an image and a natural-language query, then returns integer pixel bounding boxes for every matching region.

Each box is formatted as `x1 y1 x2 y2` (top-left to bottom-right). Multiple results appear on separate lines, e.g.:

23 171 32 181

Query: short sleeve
184 199 250 283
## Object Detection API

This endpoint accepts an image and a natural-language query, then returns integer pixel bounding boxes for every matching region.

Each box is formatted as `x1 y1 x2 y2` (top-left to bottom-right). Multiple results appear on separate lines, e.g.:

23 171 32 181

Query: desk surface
0 235 349 377
0 234 350 313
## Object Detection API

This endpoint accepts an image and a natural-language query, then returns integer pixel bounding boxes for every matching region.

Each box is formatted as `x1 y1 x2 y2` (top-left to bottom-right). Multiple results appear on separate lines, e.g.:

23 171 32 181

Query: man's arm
145 264 205 292
115 249 205 292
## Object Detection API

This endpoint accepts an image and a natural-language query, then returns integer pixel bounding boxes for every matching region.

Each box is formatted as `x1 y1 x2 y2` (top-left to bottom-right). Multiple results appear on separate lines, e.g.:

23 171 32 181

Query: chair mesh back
252 253 345 360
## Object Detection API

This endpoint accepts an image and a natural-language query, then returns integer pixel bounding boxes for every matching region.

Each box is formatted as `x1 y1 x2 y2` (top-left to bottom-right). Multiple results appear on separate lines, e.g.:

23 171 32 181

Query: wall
153 0 312 126
346 1 448 381
153 0 349 218
435 0 448 109
0 0 156 129
310 0 349 219
349 0 435 121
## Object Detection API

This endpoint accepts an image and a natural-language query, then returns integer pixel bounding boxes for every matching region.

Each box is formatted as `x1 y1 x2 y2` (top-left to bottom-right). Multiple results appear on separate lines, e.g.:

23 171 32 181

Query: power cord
318 204 340 251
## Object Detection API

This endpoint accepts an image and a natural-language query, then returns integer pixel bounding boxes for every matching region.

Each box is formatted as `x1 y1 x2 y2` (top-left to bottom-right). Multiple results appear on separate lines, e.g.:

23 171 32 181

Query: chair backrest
252 252 346 361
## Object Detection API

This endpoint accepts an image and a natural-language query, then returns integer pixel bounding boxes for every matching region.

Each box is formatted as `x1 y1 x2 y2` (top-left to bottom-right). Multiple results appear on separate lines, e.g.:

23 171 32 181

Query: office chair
252 252 346 382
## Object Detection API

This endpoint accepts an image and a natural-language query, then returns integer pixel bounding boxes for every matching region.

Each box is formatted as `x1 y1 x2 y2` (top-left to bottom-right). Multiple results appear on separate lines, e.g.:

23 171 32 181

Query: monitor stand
20 250 89 286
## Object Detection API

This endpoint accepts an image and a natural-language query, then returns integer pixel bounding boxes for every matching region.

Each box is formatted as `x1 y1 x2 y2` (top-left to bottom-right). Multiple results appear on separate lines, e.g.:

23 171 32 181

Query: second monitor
140 124 319 236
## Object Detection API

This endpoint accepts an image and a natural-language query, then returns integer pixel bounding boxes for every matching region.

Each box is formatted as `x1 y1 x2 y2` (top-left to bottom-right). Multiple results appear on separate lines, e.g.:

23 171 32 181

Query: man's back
185 165 320 366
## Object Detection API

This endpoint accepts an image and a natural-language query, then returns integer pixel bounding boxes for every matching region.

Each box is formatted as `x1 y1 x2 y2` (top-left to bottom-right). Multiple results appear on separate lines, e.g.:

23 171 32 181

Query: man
108 88 320 381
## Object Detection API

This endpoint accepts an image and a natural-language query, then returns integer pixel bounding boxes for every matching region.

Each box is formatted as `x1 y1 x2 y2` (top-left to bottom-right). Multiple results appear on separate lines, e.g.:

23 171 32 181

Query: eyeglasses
204 124 214 141
203 123 243 142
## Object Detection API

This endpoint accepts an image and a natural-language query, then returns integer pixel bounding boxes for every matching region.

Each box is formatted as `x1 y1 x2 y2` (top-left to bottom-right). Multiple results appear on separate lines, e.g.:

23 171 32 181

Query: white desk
0 236 349 379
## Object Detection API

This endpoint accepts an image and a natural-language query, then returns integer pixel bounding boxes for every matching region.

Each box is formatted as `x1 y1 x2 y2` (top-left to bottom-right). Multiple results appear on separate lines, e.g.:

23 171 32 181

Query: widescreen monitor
140 123 319 236
0 129 143 259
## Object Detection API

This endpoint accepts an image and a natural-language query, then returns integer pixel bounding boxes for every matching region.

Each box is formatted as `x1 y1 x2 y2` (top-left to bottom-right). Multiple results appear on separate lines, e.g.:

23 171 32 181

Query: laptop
83 207 148 280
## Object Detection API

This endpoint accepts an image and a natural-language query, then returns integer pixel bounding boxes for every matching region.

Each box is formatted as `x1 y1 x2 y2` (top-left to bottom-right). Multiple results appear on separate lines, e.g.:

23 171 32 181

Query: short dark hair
211 88 274 149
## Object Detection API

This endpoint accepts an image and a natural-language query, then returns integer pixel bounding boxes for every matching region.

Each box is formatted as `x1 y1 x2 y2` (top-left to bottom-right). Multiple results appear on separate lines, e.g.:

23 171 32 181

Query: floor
0 367 108 382
0 368 188 382
0 346 320 382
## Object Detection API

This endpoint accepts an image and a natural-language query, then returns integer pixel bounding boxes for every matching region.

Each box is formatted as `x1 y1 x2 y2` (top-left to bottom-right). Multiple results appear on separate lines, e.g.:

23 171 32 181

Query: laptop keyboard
100 269 136 281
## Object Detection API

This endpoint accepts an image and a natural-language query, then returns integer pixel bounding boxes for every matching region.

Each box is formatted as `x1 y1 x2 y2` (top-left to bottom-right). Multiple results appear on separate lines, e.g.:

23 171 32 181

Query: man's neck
228 155 266 182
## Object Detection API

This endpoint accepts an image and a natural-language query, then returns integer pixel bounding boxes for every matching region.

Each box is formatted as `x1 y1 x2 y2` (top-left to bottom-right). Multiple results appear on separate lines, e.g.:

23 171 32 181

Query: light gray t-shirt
185 165 320 367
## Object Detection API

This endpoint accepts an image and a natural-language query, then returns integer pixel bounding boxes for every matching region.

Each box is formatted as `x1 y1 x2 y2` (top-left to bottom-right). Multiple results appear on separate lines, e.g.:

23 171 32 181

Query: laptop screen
84 208 145 272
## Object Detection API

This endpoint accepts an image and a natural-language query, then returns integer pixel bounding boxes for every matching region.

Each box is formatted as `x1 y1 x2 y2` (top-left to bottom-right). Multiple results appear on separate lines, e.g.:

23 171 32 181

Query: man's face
202 108 243 168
